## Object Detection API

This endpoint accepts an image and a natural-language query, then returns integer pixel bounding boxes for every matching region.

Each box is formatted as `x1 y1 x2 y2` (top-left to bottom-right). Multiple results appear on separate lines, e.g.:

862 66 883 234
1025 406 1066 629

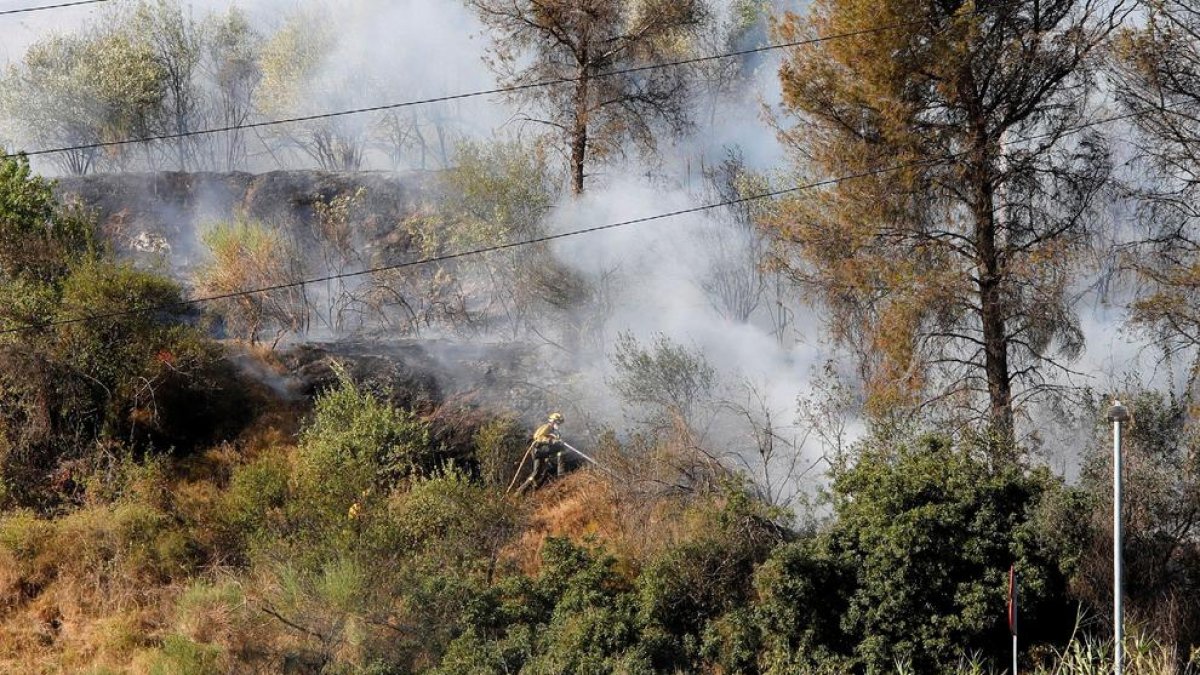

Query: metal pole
1108 401 1130 675
1012 566 1022 672
1010 564 1018 675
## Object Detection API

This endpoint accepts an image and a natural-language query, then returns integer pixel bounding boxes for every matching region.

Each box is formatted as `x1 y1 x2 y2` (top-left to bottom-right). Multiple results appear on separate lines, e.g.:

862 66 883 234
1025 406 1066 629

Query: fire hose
560 442 615 477
505 440 615 494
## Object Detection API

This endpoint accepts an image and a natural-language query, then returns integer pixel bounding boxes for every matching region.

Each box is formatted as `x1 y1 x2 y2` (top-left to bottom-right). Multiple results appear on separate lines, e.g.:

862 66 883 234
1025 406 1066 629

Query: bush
0 153 230 510
820 432 1078 672
741 539 856 673
473 416 525 489
219 450 290 549
636 487 786 669
148 634 225 675
1075 390 1200 654
289 368 433 543
193 218 307 345
437 538 650 675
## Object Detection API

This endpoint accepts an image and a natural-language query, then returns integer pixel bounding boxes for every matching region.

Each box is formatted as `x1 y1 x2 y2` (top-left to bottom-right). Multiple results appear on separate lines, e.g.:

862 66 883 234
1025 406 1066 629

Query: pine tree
770 0 1128 439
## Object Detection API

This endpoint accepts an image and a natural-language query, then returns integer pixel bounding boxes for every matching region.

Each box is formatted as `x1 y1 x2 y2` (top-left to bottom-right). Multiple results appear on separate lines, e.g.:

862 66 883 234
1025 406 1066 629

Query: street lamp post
1108 400 1131 675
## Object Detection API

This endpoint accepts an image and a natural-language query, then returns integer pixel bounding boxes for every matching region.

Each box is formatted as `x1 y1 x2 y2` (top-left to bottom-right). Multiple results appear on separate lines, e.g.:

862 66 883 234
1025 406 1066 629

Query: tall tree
466 0 710 194
1112 1 1200 375
129 0 205 170
769 0 1127 439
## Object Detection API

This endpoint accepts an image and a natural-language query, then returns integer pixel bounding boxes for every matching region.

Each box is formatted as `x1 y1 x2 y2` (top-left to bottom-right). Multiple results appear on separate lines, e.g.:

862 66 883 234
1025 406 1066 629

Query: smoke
1 0 1185 497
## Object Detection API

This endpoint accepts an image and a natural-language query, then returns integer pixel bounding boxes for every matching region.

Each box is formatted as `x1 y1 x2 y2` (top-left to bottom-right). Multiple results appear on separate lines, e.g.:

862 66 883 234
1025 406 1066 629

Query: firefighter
518 412 567 493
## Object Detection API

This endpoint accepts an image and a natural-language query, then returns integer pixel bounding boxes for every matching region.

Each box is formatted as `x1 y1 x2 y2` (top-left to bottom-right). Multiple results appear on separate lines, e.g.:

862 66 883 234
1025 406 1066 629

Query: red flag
1008 565 1018 636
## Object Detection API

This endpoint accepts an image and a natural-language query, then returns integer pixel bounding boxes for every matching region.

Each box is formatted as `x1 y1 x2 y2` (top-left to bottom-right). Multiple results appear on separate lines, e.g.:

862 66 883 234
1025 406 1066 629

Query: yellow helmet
548 412 564 423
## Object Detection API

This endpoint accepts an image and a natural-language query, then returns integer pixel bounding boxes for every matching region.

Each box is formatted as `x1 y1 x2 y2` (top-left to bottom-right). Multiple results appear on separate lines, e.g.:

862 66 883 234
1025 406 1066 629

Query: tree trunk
971 142 1014 441
571 61 590 195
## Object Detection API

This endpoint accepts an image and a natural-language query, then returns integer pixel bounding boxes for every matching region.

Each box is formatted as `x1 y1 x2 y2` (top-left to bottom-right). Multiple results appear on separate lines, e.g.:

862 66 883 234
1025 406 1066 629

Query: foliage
1112 3 1200 376
637 487 788 668
769 0 1121 436
126 0 206 170
256 8 369 170
821 432 1080 672
1075 390 1200 648
193 217 307 346
0 152 94 284
200 7 262 170
287 368 434 545
402 138 586 341
610 332 716 430
0 154 226 510
0 0 269 173
473 415 526 489
695 148 773 325
0 27 167 174
436 537 651 674
465 0 711 193
743 538 856 673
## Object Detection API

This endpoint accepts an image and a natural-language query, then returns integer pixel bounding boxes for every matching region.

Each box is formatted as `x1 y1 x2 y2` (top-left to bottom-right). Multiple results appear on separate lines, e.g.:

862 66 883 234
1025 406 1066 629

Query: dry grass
504 468 721 576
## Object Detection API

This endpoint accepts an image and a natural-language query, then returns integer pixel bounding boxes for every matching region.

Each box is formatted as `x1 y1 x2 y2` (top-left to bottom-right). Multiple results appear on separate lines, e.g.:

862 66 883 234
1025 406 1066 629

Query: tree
609 332 730 492
423 139 560 339
1 29 167 174
1111 1 1200 376
127 0 205 170
256 9 370 170
694 148 770 324
466 0 710 194
769 0 1127 440
200 8 262 171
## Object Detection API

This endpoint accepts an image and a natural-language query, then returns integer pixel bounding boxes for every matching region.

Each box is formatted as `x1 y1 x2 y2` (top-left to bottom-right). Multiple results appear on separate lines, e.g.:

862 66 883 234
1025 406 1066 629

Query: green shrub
0 153 232 511
290 368 433 537
741 538 856 673
221 450 290 542
473 416 525 489
0 508 55 562
148 634 225 675
636 488 785 669
822 433 1078 672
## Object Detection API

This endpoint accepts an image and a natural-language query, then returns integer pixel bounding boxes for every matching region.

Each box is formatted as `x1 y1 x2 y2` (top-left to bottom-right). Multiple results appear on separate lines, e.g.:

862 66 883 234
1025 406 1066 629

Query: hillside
54 171 434 273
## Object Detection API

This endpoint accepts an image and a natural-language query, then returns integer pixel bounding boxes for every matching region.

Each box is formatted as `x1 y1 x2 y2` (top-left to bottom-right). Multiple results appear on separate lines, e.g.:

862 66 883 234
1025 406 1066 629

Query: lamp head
1107 400 1131 423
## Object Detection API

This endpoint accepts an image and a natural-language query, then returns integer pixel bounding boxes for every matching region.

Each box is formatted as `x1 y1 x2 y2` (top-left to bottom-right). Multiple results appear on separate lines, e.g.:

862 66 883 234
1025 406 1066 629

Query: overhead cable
0 105 1149 337
4 5 1015 159
0 0 113 17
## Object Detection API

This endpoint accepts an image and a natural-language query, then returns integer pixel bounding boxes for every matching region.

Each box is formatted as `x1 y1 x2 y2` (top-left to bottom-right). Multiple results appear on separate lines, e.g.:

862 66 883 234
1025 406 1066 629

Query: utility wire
4 5 1012 159
0 0 112 17
0 105 1150 337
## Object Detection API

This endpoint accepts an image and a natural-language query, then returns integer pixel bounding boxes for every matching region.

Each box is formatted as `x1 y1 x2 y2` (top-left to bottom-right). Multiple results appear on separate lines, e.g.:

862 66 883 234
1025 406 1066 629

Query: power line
0 165 901 336
4 6 1011 159
0 105 1147 337
0 0 113 17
